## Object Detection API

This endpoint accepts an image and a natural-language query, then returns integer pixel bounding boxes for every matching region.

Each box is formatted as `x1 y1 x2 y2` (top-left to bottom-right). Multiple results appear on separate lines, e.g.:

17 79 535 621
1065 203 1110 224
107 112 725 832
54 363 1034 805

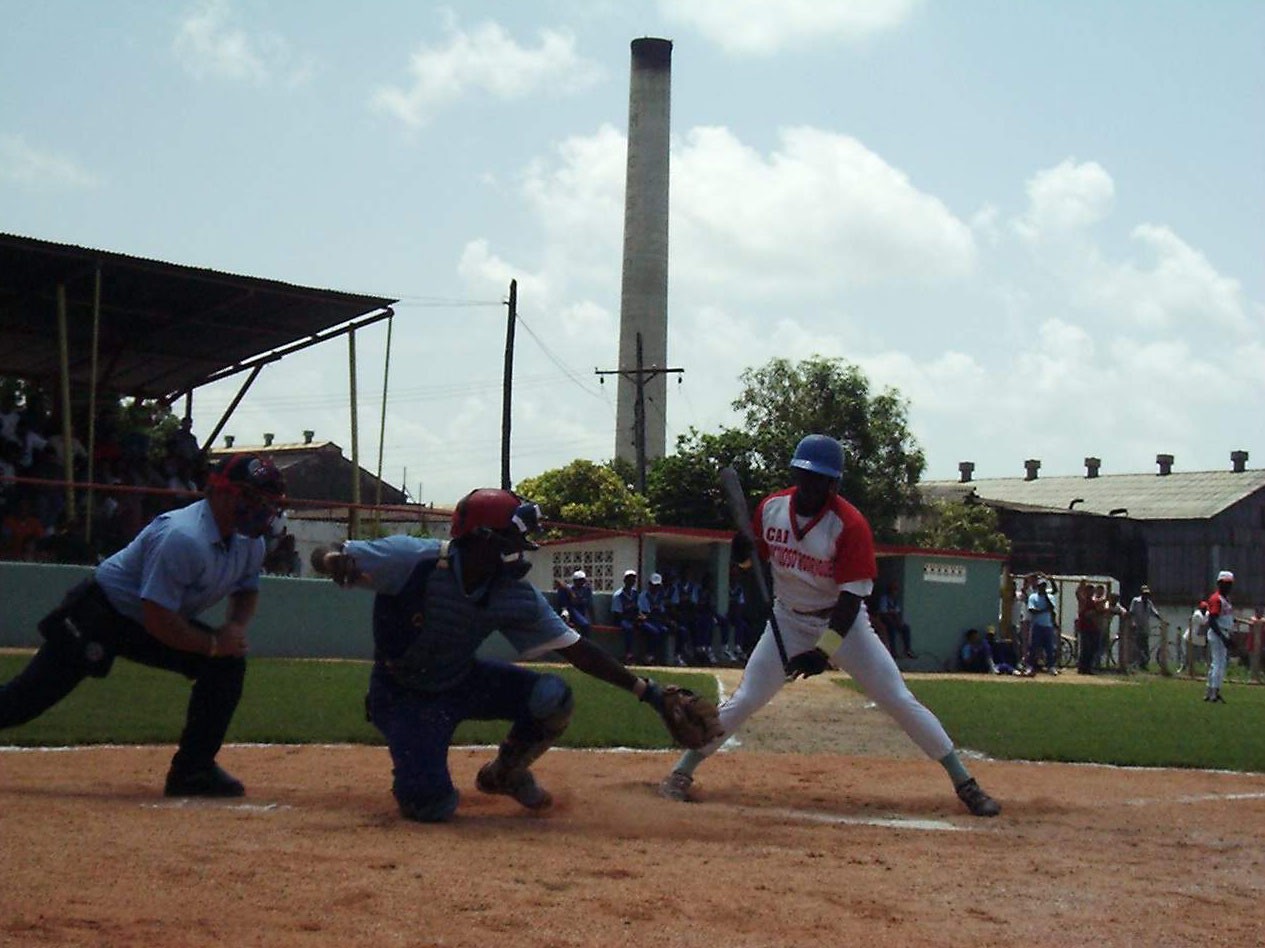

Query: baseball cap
1217 570 1235 583
1198 600 1208 609
572 570 587 581
1140 584 1151 594
650 572 663 585
623 569 638 579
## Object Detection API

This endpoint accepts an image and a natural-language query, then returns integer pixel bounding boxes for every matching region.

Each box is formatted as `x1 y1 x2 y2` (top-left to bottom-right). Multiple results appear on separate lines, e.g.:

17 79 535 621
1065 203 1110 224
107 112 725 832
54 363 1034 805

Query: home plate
727 804 966 832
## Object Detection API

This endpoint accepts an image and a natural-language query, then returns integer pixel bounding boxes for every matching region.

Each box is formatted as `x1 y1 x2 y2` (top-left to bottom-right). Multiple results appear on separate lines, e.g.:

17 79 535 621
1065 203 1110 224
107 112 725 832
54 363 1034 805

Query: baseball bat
719 465 791 672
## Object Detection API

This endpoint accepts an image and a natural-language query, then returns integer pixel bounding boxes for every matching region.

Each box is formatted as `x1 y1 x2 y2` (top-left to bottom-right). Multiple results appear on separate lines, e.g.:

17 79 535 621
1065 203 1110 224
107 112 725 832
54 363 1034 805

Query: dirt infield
3 672 1264 947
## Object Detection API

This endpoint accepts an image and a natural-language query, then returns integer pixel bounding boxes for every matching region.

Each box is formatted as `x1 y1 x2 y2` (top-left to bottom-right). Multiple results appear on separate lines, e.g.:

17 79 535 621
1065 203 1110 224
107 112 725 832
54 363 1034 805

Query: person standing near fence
1023 577 1059 675
1127 585 1163 670
1204 571 1236 703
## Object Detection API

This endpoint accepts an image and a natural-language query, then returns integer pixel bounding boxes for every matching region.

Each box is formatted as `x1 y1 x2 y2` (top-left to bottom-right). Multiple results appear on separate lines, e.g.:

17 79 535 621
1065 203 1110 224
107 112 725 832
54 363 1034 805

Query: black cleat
955 777 1001 817
164 763 245 798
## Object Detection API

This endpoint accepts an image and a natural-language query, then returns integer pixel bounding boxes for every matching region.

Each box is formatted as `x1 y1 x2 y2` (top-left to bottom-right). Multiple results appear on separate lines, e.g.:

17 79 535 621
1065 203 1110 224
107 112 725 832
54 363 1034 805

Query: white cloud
371 17 602 128
1013 158 1114 241
660 0 920 55
0 135 96 190
494 123 976 304
173 0 312 86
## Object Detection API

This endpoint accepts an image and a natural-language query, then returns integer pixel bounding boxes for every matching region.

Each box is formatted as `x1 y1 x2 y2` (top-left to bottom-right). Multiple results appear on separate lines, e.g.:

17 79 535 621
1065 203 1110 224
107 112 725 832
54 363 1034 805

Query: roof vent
1024 459 1041 481
224 435 235 448
303 429 315 445
1084 457 1101 479
1231 450 1249 473
263 433 275 447
958 461 975 484
1156 453 1174 476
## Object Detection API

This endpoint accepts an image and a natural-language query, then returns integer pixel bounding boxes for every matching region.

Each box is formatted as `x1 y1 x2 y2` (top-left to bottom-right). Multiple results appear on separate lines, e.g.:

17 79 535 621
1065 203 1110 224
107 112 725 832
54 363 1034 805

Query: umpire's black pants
0 579 245 773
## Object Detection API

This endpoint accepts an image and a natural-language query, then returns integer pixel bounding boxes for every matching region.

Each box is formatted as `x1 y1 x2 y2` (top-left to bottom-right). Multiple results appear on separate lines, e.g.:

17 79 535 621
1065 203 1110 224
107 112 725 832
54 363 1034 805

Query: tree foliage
911 499 1011 555
645 427 759 530
515 459 653 529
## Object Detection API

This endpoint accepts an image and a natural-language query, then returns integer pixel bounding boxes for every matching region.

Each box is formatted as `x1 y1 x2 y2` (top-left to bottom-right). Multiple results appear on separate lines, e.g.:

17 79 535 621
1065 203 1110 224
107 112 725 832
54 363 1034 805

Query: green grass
0 655 717 750
847 675 1265 773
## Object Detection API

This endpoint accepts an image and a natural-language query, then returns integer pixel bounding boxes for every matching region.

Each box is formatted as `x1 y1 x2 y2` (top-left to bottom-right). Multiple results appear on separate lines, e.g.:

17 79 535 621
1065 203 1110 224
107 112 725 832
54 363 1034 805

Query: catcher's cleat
476 760 552 811
955 778 1001 817
658 770 693 802
164 763 245 798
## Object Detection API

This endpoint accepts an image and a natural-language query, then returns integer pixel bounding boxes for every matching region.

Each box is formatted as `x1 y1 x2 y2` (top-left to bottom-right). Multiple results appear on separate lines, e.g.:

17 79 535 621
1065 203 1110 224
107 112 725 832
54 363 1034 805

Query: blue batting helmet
789 434 845 480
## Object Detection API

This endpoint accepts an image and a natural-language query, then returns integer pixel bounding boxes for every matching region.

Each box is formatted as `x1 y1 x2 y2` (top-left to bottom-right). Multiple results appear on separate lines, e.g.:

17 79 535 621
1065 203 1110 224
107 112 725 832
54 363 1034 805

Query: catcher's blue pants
366 659 563 822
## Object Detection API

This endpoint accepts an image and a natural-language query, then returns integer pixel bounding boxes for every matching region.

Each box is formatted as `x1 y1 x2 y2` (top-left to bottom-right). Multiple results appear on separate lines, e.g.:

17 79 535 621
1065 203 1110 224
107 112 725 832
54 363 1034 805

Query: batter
659 434 1001 817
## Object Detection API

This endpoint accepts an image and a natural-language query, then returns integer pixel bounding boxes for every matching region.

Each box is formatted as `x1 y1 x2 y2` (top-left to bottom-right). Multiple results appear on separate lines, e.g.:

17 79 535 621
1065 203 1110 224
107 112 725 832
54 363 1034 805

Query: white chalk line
142 800 292 812
721 803 966 833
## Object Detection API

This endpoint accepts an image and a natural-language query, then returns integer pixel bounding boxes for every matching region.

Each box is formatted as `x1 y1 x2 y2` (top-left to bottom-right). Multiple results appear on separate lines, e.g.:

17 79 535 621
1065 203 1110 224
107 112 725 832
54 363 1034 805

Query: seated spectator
878 581 917 659
639 573 676 665
34 513 97 565
716 565 750 664
960 628 998 674
1 495 47 560
555 569 594 638
610 569 647 664
165 415 201 464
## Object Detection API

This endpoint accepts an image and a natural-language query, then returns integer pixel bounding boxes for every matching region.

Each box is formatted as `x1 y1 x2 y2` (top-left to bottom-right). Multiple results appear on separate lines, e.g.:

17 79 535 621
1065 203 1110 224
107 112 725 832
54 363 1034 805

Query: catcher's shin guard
495 674 574 774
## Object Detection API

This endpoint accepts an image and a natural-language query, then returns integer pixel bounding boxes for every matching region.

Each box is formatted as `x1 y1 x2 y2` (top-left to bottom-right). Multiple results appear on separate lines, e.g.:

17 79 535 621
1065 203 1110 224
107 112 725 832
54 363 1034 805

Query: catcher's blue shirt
94 499 264 623
342 536 578 692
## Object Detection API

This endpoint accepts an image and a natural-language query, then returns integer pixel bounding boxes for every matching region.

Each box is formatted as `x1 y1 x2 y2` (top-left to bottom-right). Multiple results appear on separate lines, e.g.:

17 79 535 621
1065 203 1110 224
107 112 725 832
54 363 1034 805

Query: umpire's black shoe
164 763 245 798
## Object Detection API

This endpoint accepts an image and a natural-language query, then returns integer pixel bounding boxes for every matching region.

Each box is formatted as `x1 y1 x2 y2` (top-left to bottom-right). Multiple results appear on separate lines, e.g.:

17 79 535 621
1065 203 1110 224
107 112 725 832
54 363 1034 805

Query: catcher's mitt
310 544 361 587
640 679 723 750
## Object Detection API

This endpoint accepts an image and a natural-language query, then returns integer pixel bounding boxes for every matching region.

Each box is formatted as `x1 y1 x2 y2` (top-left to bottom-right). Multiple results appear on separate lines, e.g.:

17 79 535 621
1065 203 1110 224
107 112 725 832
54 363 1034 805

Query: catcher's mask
208 454 287 538
451 488 542 560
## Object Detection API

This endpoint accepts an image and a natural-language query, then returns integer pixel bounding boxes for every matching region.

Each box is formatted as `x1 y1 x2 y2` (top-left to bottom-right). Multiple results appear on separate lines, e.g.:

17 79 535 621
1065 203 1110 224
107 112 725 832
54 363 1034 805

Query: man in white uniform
658 435 1001 817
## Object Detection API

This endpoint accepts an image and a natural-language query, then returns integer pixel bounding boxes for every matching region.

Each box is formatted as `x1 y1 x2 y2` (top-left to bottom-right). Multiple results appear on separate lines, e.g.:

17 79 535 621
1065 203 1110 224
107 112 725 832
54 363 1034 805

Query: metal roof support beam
201 363 265 457
168 307 394 401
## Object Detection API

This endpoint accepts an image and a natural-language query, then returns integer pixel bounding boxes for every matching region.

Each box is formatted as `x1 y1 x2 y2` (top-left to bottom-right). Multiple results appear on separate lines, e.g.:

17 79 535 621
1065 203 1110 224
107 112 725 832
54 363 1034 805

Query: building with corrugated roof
921 452 1265 605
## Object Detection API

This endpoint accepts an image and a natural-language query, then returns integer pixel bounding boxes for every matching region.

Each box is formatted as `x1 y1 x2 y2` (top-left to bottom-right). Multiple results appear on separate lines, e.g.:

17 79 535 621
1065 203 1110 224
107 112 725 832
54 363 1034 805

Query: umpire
0 454 286 797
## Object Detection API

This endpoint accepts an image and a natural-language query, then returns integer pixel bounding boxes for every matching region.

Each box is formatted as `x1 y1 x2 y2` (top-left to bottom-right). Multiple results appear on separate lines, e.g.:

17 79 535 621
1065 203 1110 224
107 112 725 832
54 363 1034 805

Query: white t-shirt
1186 609 1208 646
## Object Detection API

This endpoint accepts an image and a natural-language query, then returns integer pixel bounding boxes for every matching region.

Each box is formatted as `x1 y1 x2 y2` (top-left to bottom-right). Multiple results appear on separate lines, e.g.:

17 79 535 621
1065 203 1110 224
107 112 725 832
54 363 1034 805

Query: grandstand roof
0 232 395 401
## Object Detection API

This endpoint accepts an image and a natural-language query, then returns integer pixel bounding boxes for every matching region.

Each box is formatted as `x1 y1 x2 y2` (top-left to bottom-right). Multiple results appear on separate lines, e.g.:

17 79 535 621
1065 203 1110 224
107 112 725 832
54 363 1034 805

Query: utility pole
595 331 683 493
501 279 517 490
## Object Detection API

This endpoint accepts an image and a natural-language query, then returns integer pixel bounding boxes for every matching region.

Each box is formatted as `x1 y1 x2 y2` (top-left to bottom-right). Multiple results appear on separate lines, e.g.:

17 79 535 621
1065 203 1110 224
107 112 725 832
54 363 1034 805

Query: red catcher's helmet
451 488 542 553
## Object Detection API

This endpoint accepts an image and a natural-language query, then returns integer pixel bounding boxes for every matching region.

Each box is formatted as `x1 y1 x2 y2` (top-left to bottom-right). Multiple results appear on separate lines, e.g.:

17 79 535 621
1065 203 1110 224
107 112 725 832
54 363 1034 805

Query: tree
516 459 653 530
694 357 924 538
911 499 1011 555
645 427 760 529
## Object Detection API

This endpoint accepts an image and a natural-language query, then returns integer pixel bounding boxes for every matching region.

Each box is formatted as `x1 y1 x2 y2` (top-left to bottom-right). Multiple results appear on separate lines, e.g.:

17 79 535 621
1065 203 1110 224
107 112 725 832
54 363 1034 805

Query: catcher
311 487 720 822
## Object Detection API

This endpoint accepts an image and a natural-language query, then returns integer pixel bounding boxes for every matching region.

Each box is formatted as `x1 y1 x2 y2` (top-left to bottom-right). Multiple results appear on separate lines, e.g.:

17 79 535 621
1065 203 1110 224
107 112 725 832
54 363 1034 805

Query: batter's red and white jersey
752 487 877 612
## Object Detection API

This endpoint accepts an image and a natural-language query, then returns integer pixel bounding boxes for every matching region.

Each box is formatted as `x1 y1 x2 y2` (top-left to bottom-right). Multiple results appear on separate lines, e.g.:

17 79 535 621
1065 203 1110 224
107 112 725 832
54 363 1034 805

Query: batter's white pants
1207 634 1228 691
698 599 954 761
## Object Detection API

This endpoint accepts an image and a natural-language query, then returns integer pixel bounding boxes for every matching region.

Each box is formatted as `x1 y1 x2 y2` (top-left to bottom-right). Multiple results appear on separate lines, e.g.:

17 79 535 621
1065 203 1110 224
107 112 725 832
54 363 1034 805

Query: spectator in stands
692 573 720 666
878 581 916 659
555 570 594 638
610 569 647 665
1 495 47 561
0 439 18 517
959 628 997 674
1075 580 1100 675
166 416 201 464
34 513 96 565
639 573 677 666
27 444 65 530
717 564 750 664
0 389 19 445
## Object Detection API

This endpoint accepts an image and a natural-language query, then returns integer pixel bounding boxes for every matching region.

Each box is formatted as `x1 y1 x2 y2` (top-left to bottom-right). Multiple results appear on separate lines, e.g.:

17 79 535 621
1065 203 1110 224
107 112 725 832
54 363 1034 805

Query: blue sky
3 1 1261 506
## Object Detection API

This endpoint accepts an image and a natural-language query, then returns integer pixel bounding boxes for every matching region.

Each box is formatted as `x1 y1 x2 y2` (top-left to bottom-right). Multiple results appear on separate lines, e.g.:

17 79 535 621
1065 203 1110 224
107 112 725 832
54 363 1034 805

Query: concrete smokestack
615 37 672 469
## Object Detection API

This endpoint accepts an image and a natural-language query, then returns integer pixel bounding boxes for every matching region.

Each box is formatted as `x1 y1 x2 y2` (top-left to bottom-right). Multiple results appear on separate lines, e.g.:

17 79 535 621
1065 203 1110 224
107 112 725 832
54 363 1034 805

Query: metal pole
55 285 75 521
501 279 517 490
85 266 101 543
374 313 394 530
348 329 361 537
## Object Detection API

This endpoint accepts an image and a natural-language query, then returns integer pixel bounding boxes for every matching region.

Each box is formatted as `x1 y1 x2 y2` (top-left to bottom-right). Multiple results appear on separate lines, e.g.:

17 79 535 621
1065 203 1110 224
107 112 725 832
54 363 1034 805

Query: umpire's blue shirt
94 499 265 623
343 536 578 692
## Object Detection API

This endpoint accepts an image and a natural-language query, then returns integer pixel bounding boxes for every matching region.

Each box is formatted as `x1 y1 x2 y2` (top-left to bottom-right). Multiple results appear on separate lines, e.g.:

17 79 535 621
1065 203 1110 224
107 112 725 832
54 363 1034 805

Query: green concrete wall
0 563 530 662
879 555 1004 672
